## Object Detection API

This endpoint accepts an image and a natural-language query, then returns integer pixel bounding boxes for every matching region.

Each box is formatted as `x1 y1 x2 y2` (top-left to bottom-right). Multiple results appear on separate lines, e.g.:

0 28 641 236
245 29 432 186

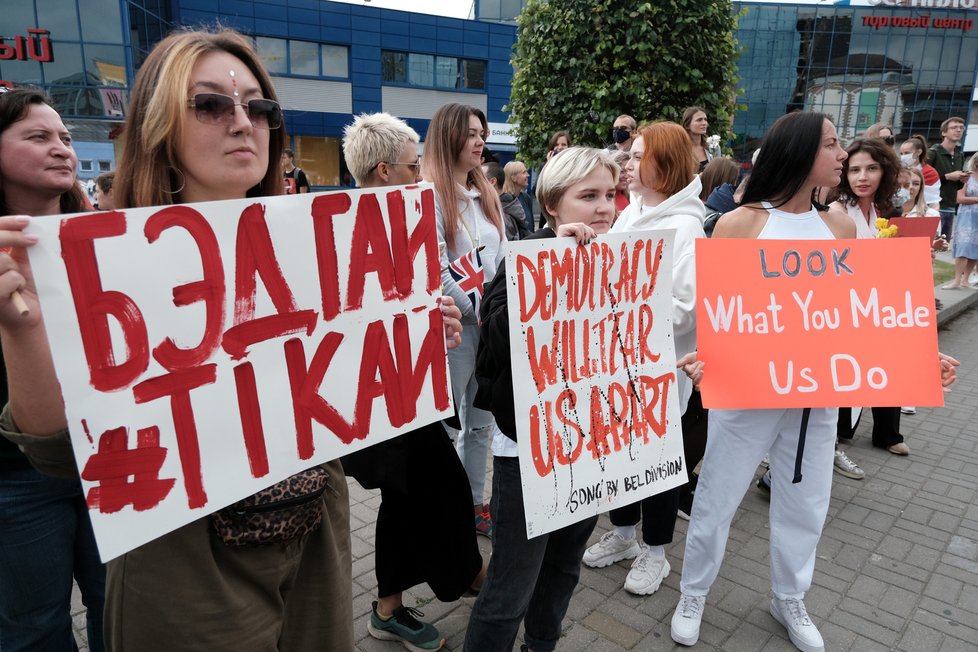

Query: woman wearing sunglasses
0 29 353 650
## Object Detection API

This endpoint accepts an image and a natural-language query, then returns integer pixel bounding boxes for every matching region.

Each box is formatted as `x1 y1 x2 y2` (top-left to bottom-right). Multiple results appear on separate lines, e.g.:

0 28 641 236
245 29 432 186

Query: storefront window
435 56 456 88
382 51 406 82
294 135 342 188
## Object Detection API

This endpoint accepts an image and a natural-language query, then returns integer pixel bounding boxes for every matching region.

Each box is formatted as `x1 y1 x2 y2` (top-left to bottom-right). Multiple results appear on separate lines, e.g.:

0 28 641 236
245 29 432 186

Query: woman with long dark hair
670 112 854 652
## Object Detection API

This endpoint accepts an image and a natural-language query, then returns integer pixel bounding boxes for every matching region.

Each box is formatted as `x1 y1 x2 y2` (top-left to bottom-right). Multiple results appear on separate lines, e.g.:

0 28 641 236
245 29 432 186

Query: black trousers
373 424 483 600
608 391 709 545
837 406 903 448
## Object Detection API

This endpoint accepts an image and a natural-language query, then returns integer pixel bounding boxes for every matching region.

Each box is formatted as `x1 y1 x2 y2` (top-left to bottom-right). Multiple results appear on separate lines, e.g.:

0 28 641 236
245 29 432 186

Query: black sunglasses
187 93 282 130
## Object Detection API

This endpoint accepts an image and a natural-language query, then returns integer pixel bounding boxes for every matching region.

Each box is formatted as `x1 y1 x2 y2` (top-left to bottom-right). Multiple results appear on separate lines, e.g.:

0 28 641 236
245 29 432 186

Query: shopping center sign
0 29 54 62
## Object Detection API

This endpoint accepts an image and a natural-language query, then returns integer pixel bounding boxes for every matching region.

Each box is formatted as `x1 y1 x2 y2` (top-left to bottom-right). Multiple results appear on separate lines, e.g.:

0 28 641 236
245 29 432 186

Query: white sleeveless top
757 201 834 240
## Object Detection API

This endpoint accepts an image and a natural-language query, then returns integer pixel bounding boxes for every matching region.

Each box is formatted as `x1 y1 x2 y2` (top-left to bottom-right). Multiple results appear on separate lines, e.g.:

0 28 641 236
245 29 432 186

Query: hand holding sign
0 215 40 319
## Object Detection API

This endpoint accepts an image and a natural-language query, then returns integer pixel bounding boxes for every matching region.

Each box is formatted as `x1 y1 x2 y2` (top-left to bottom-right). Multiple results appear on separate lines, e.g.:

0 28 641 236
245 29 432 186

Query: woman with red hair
581 121 708 597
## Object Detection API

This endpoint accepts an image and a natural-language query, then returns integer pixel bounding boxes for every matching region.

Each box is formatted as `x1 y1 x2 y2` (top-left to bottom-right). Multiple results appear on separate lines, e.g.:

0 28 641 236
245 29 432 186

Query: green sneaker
368 601 445 651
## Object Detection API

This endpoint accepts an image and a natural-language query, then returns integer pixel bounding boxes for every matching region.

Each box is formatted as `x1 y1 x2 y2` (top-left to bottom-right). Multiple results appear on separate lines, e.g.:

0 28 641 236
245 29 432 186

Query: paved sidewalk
71 286 978 651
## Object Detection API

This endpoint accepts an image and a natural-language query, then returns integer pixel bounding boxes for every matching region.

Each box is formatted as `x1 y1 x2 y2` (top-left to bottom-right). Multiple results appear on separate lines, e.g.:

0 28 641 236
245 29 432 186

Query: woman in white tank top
670 114 959 652
670 112 854 652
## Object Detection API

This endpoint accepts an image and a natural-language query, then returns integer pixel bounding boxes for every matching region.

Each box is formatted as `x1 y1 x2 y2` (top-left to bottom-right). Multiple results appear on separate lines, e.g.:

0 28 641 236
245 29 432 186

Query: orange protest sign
695 238 942 409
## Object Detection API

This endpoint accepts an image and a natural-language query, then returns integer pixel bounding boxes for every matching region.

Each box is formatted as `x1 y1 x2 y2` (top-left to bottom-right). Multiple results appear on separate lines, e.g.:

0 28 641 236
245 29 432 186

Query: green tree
510 0 741 167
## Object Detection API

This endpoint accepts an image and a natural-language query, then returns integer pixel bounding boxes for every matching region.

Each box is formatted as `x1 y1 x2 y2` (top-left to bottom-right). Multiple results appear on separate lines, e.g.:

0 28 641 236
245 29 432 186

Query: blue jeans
464 457 597 652
0 468 106 652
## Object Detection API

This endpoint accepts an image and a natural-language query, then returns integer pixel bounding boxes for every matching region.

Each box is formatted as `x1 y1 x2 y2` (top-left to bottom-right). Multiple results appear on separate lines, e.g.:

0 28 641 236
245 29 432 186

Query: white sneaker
770 597 824 652
582 531 640 568
833 449 865 480
670 593 706 646
624 546 670 595
901 406 916 415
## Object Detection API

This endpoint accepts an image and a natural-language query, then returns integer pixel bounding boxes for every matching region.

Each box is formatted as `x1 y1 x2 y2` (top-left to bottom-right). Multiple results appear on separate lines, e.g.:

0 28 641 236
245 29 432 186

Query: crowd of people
0 26 963 652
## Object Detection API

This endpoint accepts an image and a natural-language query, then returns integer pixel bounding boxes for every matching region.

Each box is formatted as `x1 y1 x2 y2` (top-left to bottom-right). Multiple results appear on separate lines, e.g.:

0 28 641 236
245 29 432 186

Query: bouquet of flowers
706 134 722 157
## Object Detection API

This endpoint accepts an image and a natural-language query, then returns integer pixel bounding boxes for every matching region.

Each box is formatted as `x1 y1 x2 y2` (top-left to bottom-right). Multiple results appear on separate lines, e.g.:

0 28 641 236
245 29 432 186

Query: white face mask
894 187 912 206
900 153 916 168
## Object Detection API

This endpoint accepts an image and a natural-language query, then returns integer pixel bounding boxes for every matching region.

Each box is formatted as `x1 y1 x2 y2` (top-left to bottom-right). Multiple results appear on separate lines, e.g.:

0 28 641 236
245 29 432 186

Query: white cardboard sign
506 231 686 538
27 185 451 561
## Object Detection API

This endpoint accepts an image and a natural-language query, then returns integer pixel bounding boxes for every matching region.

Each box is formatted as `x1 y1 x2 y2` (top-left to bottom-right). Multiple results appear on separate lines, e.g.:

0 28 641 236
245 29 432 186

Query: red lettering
391 309 451 417
553 388 583 465
517 254 542 321
285 334 355 458
132 365 217 509
310 193 352 321
386 187 440 296
144 206 226 370
346 194 399 310
81 425 175 513
234 202 300 323
61 211 149 391
528 404 554 477
526 324 559 392
233 361 269 478
26 28 52 62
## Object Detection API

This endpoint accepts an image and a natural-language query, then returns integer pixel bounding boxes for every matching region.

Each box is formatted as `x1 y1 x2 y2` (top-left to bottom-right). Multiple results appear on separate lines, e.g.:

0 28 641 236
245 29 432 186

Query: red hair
637 121 697 197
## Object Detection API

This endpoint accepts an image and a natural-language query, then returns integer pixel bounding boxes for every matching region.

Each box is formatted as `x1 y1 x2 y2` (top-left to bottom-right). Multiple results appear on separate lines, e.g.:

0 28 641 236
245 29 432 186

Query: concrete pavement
71 280 978 651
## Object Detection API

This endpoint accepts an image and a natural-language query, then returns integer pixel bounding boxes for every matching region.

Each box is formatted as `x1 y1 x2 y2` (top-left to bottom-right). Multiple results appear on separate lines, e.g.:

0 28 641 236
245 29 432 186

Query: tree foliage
510 0 741 168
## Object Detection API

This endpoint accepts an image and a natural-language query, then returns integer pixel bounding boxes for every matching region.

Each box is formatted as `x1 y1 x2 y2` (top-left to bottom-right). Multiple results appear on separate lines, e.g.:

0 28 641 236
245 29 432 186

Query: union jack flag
448 247 486 314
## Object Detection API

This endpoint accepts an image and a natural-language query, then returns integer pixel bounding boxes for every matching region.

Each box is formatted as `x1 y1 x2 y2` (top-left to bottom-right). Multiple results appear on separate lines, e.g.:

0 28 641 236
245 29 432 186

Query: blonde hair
342 112 419 186
502 160 527 195
904 167 930 216
420 103 502 242
114 28 286 208
536 147 619 229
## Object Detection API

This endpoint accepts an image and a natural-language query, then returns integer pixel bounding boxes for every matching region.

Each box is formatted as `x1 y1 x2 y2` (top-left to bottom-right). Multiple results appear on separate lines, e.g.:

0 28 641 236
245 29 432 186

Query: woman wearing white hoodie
581 121 708 596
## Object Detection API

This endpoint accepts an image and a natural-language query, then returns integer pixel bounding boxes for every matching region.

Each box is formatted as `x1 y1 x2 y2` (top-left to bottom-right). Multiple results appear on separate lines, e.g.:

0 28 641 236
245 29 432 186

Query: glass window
41 42 84 85
36 0 81 41
0 59 44 86
99 160 112 171
321 44 348 78
408 53 433 86
461 59 486 90
435 56 457 88
80 160 94 172
257 37 287 74
4 3 34 29
80 0 124 43
290 40 319 76
856 91 879 129
84 45 127 86
382 51 406 82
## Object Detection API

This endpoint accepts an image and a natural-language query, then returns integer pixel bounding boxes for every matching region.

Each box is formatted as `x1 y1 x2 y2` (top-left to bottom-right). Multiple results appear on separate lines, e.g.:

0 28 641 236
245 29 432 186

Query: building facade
734 0 978 158
1 0 516 186
3 0 976 181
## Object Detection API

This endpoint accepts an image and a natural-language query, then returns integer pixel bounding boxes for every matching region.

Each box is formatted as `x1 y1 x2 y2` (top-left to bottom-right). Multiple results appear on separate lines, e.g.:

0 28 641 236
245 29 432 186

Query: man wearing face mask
608 114 637 152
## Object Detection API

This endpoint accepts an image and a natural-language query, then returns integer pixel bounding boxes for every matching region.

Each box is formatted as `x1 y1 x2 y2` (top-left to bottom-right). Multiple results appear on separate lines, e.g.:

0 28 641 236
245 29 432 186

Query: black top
474 227 556 442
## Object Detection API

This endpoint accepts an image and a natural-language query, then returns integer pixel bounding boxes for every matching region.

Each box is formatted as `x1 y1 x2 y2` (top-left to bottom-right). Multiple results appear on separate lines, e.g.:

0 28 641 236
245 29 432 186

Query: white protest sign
27 185 451 561
507 231 686 538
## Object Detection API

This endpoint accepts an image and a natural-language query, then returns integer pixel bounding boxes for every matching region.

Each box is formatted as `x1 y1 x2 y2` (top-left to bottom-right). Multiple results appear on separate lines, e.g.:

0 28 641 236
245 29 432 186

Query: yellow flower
875 218 898 238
